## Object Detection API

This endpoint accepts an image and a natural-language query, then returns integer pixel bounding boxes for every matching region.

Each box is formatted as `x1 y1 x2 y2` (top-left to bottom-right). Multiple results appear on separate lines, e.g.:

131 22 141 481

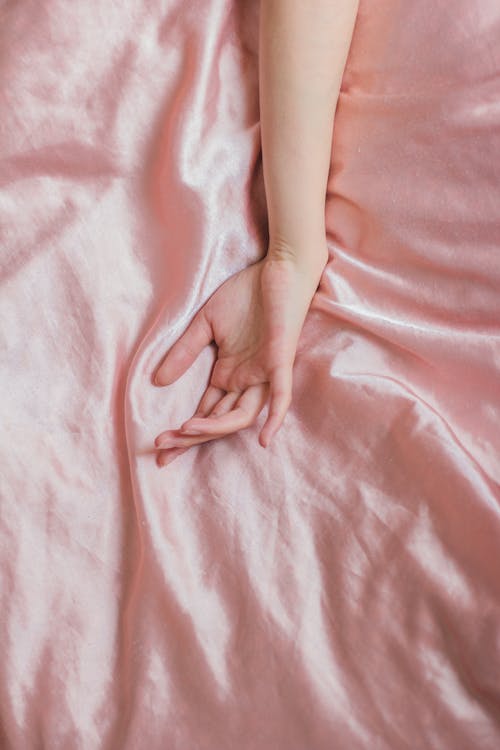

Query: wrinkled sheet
1 1 500 748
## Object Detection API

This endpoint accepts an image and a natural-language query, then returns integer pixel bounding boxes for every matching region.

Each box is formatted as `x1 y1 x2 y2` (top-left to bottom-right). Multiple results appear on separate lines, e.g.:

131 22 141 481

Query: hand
153 247 327 467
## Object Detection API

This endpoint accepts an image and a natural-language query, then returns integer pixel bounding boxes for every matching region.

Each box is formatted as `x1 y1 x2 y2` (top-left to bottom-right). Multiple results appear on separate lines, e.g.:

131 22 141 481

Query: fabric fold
1 1 499 748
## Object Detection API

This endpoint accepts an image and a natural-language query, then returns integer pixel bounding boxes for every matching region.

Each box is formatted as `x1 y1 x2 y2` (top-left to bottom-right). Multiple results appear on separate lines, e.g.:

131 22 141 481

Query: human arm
153 0 360 463
260 0 360 283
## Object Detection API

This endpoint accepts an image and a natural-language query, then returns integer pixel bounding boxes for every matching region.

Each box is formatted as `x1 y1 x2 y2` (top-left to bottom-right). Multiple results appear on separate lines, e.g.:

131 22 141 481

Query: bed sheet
1 1 500 748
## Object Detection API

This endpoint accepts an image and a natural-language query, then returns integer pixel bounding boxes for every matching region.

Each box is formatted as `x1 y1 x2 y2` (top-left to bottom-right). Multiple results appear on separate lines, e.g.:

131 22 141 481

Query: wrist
266 235 329 289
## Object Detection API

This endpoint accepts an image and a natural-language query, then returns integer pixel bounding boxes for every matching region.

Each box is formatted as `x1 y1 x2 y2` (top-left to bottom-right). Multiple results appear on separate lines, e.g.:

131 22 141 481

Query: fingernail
180 428 202 435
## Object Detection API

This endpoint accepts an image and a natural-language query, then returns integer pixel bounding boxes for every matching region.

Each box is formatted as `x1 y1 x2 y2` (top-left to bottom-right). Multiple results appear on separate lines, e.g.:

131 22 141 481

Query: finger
206 390 241 418
154 384 224 448
179 383 268 436
193 384 226 417
156 429 222 451
259 366 293 448
157 446 186 467
174 390 240 437
154 308 212 386
156 386 266 457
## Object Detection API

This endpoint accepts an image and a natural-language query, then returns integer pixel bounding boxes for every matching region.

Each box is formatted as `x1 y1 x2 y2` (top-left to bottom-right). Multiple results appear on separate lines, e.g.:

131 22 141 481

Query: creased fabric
1 1 500 748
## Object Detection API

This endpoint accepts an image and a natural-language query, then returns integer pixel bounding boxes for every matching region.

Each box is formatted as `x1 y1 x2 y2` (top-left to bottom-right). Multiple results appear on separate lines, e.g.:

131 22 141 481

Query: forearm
259 0 359 275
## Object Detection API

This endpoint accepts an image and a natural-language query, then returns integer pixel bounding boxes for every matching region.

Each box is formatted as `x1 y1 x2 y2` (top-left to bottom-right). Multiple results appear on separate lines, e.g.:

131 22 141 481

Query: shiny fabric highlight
1 1 500 748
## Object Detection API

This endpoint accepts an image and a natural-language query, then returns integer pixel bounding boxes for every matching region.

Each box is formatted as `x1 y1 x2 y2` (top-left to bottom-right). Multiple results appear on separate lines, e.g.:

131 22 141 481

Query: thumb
259 365 293 448
154 307 212 386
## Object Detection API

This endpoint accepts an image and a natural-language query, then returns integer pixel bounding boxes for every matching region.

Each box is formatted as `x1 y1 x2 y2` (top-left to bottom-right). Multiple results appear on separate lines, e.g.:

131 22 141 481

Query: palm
205 258 300 391
153 254 320 465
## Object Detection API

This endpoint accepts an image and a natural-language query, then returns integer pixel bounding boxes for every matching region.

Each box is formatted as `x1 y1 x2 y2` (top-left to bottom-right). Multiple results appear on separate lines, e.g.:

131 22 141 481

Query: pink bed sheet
1 1 500 748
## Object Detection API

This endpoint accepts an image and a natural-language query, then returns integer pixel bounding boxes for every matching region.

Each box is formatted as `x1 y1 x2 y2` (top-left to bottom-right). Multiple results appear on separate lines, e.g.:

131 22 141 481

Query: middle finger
179 383 269 437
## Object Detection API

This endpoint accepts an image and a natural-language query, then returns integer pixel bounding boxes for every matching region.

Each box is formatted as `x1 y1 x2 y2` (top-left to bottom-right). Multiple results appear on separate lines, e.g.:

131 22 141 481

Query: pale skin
153 0 360 467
